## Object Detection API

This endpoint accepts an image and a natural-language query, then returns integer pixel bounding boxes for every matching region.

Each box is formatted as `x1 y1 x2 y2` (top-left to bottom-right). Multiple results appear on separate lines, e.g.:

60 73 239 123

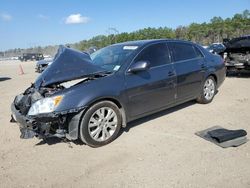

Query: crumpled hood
224 36 250 49
35 46 105 88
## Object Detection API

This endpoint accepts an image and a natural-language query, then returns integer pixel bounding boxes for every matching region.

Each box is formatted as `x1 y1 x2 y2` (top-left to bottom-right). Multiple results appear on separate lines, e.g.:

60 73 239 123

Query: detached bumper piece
20 128 37 139
208 128 247 143
196 126 248 148
11 103 37 139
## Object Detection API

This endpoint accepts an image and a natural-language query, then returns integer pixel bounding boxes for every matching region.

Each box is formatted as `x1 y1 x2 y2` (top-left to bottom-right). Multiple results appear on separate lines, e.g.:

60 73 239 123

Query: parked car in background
35 55 54 73
223 35 250 73
85 46 98 54
43 55 53 60
19 53 44 61
11 39 225 147
10 56 19 60
206 43 226 55
35 59 53 73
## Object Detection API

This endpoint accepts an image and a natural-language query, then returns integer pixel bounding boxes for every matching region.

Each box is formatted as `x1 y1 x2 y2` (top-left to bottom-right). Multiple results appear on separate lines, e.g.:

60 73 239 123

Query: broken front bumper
11 102 39 138
11 102 62 139
11 101 86 140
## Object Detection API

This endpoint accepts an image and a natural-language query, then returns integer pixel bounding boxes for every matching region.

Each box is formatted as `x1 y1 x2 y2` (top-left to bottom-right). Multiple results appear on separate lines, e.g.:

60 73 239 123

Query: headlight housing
28 95 63 116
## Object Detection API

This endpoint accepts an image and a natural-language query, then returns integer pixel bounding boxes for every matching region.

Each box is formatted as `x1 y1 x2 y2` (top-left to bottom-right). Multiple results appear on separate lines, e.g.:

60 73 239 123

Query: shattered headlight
28 95 63 116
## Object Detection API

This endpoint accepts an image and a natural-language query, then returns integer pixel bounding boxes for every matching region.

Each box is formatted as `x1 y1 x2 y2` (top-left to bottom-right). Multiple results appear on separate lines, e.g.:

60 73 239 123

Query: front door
125 42 176 118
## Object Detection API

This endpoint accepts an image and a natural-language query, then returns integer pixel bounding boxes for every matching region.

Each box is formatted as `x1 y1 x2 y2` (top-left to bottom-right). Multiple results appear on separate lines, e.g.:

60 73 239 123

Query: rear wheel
197 76 216 104
79 101 122 147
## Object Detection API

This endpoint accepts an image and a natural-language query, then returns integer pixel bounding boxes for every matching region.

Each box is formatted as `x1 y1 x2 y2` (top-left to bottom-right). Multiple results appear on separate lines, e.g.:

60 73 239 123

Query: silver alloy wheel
88 107 118 142
203 78 215 101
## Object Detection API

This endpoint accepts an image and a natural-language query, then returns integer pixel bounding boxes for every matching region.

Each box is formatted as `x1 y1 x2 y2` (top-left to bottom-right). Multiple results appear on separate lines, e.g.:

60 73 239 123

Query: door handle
200 63 205 69
201 64 205 69
168 71 175 77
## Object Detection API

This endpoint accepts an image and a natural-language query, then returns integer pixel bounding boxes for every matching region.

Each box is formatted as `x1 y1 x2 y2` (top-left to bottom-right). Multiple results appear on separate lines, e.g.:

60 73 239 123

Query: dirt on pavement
0 61 250 188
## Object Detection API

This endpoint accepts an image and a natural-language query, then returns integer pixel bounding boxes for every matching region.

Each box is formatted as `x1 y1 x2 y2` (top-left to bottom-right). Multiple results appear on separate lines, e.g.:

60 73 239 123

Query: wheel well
85 98 127 127
208 74 217 84
88 98 122 108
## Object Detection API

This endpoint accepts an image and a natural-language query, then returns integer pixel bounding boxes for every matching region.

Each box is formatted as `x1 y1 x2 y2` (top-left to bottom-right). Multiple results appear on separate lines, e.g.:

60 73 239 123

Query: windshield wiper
93 71 113 76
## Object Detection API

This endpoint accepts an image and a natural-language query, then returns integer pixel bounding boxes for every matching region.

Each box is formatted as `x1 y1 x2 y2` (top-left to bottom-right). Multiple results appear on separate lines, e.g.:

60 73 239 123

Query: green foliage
186 10 250 45
1 10 250 57
74 9 250 50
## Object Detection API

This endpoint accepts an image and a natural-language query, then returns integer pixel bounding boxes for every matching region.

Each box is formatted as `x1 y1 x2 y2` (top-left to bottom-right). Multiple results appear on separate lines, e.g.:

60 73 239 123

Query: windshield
90 44 138 72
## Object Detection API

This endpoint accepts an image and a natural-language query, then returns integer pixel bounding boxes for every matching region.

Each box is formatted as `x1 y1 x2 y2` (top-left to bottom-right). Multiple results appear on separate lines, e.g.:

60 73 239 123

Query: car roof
111 39 195 47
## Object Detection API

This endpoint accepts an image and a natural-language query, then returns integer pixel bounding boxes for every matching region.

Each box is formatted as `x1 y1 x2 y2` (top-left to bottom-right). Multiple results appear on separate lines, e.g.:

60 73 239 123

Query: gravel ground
0 61 250 188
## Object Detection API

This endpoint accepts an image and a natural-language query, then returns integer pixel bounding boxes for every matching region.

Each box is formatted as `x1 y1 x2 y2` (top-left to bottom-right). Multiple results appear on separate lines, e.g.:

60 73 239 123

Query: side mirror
128 61 150 73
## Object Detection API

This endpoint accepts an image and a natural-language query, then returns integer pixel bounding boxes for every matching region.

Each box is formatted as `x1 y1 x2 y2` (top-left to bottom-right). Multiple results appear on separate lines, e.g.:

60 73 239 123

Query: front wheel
197 76 216 104
79 101 122 147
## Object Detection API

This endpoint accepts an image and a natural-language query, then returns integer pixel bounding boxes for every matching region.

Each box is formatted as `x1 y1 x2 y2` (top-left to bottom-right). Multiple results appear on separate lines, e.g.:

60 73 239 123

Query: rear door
125 42 176 118
168 42 206 102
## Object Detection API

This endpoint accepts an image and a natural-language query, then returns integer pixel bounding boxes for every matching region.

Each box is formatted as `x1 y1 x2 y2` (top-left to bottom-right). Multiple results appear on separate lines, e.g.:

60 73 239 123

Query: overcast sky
0 0 249 51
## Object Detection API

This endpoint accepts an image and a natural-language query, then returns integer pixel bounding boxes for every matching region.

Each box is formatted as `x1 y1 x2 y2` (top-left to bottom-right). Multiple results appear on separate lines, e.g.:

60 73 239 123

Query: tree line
1 10 250 57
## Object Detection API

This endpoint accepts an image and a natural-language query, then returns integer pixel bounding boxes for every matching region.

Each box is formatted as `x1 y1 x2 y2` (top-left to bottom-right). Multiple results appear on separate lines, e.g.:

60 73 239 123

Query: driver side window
134 43 171 68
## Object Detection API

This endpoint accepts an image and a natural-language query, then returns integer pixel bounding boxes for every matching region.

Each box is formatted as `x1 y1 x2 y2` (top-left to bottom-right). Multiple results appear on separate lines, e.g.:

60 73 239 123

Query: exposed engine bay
223 36 250 72
225 51 250 71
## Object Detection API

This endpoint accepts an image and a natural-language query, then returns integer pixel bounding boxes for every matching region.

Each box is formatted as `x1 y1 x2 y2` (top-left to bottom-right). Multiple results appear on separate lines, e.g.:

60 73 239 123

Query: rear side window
135 43 170 67
193 46 204 58
169 42 201 62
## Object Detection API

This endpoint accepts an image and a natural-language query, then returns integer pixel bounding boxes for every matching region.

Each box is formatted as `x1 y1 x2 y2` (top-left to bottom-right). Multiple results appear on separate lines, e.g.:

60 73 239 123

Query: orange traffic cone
19 64 24 75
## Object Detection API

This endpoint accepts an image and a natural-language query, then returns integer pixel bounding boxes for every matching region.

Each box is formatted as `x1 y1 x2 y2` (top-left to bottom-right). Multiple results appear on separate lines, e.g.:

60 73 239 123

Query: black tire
79 101 122 147
196 76 217 104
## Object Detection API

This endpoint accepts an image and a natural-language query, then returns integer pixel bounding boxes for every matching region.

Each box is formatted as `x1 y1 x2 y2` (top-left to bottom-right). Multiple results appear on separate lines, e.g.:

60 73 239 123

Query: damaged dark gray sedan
11 39 226 147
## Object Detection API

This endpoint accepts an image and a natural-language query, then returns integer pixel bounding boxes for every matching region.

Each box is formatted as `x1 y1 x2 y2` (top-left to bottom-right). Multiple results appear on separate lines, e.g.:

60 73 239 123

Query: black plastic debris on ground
195 126 248 148
0 77 11 82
